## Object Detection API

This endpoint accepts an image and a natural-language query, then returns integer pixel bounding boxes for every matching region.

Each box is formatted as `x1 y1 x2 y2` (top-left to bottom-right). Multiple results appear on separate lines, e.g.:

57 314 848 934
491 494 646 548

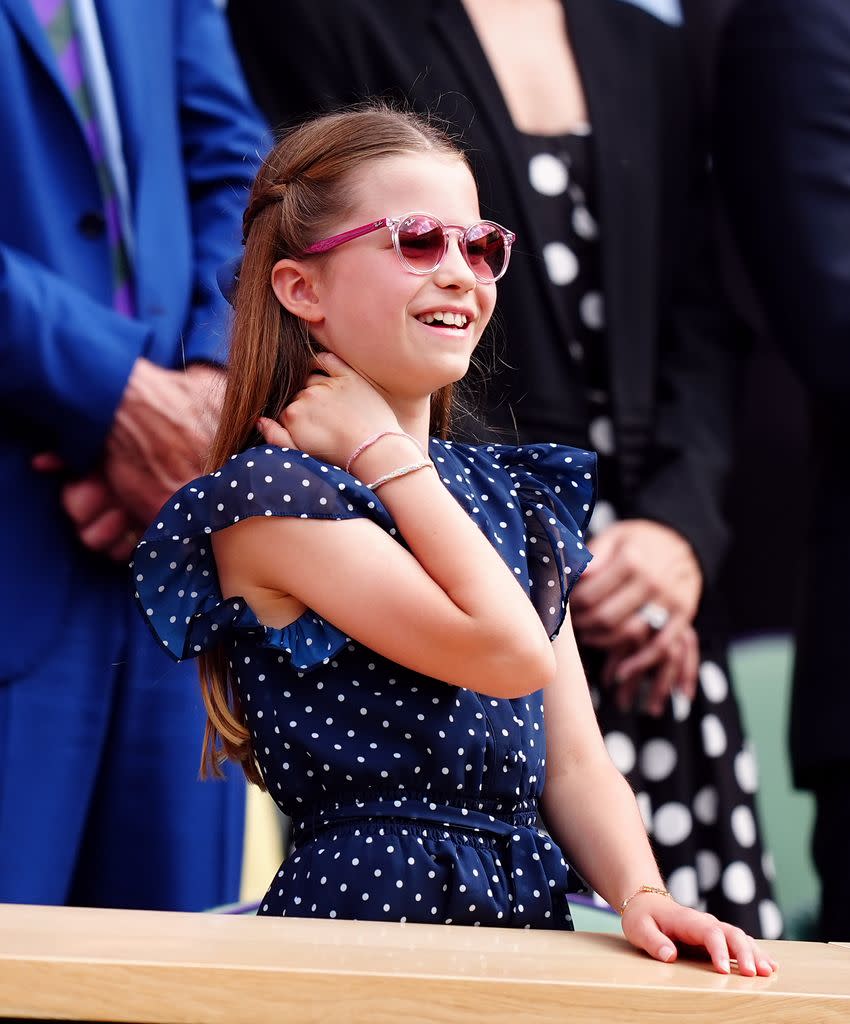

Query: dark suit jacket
716 0 850 783
228 0 742 586
0 0 262 680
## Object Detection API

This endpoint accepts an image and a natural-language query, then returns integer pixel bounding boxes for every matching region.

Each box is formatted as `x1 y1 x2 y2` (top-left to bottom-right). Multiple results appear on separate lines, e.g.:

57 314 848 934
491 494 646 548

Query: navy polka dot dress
133 439 596 928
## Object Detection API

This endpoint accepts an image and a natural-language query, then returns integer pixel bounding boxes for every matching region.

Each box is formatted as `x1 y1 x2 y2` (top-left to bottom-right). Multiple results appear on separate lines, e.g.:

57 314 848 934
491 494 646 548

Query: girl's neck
385 396 432 453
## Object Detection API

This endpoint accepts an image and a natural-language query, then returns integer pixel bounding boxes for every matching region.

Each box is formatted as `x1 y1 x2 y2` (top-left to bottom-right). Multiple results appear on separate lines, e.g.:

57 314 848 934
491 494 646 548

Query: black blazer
228 0 742 585
716 0 850 782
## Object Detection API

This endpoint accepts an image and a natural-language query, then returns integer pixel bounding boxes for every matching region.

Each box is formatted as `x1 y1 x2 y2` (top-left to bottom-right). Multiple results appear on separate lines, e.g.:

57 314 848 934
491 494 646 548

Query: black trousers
812 773 850 941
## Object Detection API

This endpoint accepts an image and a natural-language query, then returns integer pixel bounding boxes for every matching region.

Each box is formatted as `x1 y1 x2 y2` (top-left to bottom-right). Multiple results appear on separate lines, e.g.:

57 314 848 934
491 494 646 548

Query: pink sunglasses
304 212 516 283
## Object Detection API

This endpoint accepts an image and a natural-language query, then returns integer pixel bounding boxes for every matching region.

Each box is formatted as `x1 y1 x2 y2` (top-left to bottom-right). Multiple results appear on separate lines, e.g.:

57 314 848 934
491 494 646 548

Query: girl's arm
540 616 777 976
213 356 555 700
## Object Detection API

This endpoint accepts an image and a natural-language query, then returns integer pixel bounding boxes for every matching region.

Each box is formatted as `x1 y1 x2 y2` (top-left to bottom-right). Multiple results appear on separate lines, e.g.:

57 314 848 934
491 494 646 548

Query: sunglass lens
464 223 507 281
397 216 445 271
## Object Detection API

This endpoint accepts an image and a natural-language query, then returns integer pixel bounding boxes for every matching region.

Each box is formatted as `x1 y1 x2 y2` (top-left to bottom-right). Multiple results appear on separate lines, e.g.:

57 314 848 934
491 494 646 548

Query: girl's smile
413 305 476 332
297 152 497 409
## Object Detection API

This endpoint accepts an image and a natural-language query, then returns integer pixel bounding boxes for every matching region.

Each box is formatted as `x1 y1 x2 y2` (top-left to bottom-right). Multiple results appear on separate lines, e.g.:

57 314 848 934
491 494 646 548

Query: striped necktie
30 0 135 315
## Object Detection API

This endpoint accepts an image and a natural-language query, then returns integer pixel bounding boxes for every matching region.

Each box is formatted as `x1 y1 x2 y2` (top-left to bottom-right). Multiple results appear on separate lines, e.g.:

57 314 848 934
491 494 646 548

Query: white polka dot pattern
722 861 757 905
542 242 579 285
528 153 570 196
639 738 677 781
520 127 779 939
652 802 693 846
131 438 596 928
699 661 729 702
605 731 636 774
666 865 699 907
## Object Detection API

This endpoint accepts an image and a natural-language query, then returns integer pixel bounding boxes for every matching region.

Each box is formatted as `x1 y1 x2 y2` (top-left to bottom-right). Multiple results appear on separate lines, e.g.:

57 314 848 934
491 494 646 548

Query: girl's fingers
723 925 757 977
628 904 779 977
624 912 678 964
724 924 778 977
686 919 731 974
657 908 766 977
257 416 295 448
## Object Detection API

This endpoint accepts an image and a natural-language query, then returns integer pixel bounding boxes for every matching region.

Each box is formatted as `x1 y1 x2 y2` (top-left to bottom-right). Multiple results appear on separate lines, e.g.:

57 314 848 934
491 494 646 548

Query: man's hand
60 470 142 562
104 357 225 526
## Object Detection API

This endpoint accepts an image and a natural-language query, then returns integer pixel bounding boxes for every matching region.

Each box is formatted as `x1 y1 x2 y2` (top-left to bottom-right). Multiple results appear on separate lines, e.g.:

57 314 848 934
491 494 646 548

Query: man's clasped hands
34 357 225 563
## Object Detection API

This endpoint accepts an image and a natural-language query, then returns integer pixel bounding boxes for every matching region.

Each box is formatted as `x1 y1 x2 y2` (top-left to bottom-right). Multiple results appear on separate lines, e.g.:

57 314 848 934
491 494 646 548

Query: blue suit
0 0 263 909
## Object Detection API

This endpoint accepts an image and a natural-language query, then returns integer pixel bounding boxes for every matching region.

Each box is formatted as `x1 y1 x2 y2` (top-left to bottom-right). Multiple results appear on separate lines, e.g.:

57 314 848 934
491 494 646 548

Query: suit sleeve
176 0 266 365
0 1 262 471
629 39 745 585
0 241 150 472
715 0 850 398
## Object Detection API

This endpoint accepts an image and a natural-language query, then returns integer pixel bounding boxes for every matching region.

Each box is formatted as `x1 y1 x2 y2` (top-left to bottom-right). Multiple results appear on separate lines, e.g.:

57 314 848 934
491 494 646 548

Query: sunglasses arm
303 219 389 255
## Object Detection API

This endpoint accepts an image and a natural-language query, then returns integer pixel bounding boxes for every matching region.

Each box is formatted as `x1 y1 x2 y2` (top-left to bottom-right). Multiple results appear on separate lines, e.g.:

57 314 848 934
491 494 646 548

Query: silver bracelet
367 459 433 491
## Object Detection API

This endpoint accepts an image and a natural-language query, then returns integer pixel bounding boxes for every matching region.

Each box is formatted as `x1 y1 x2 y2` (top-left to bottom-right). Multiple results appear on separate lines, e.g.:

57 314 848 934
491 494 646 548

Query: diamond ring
638 601 670 631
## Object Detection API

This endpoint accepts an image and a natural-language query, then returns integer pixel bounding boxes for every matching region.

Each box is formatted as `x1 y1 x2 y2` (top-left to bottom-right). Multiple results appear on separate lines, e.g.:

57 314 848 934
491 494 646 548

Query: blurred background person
715 0 850 941
226 0 779 933
0 0 262 910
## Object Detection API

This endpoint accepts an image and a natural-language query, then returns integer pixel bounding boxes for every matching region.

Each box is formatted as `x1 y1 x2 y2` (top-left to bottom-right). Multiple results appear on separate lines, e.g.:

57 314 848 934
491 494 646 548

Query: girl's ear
271 259 324 325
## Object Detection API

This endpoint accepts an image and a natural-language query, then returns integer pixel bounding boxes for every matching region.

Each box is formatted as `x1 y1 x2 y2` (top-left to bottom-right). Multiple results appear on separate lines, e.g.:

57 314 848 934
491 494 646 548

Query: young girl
133 106 776 976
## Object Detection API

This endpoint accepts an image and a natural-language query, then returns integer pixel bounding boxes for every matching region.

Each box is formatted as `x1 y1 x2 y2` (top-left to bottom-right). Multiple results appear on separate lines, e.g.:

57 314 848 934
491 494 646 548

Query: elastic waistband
291 791 586 896
292 792 539 845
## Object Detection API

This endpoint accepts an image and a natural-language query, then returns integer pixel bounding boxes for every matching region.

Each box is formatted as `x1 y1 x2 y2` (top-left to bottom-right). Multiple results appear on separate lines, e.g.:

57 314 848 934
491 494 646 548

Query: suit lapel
4 0 89 140
564 0 658 424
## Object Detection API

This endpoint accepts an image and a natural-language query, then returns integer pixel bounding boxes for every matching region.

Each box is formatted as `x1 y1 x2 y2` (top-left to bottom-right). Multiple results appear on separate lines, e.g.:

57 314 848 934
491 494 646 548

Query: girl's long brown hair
199 104 468 786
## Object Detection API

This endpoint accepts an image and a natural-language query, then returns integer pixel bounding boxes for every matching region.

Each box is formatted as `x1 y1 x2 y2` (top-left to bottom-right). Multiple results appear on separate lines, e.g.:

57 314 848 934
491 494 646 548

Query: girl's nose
434 234 476 289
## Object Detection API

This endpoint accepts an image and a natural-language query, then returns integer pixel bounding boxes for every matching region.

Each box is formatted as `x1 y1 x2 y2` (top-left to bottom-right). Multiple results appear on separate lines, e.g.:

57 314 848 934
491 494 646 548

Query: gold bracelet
619 884 673 915
367 459 432 491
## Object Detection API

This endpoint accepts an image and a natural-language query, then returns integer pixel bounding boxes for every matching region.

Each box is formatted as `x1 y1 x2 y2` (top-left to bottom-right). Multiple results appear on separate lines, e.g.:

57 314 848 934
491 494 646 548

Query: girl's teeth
418 312 468 327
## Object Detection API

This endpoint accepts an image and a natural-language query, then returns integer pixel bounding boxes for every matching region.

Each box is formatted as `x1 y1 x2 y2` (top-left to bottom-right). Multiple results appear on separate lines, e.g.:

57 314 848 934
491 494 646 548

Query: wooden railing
1 903 848 1022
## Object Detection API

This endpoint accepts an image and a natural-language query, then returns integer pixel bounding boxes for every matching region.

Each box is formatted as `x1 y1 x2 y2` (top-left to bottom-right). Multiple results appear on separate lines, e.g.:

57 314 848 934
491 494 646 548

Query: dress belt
292 794 586 895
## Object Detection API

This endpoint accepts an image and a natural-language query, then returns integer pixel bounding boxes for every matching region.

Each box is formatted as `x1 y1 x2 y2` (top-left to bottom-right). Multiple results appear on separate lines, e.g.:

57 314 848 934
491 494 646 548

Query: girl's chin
422 358 473 392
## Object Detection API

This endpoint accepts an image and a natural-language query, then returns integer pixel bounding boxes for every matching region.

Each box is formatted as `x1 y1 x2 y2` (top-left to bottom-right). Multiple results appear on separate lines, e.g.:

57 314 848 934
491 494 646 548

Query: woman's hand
601 621 700 716
620 893 779 976
570 519 703 711
264 351 401 468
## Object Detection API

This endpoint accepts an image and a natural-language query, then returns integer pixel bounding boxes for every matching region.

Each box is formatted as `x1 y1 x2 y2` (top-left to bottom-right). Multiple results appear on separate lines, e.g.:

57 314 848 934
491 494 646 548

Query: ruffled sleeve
131 445 393 670
492 442 597 639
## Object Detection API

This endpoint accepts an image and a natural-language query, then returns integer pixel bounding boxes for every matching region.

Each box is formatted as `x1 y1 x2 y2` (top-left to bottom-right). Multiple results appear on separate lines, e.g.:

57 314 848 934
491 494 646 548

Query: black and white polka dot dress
523 129 782 938
134 439 596 928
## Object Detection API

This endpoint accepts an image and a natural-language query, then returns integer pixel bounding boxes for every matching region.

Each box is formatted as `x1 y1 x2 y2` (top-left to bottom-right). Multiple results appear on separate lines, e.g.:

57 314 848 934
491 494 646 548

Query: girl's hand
274 351 400 468
257 417 295 449
620 893 779 976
